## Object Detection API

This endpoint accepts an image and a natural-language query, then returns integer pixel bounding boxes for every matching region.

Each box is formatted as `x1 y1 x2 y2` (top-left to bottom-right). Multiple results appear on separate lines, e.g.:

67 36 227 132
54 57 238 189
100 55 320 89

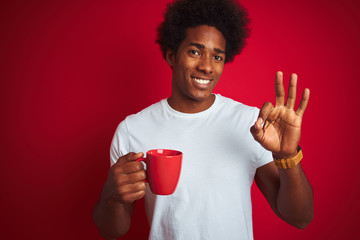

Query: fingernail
255 118 262 130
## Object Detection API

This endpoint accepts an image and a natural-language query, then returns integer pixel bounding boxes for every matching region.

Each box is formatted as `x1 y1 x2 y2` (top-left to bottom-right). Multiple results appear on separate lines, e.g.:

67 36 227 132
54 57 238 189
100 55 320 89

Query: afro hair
156 0 250 63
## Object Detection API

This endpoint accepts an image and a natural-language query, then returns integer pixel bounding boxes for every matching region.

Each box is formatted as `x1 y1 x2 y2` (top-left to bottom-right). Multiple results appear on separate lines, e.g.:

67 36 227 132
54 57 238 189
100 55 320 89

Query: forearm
277 164 313 229
92 194 134 239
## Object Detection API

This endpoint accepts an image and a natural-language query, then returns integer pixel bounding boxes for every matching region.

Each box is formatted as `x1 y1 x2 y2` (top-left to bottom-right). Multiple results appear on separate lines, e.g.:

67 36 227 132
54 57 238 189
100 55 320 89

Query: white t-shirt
110 94 273 240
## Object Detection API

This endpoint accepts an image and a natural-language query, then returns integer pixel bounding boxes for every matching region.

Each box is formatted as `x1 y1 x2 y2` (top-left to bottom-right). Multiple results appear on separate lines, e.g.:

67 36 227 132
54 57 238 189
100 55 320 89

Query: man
92 0 313 239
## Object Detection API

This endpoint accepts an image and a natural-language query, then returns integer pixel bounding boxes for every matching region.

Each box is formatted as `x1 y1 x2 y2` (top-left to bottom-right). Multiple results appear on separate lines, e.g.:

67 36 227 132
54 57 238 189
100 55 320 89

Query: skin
166 25 226 113
251 72 313 228
92 152 146 239
92 25 313 238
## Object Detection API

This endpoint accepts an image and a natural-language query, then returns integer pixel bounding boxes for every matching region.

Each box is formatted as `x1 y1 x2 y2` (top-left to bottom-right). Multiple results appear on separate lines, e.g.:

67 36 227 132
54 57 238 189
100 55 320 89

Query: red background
1 0 359 239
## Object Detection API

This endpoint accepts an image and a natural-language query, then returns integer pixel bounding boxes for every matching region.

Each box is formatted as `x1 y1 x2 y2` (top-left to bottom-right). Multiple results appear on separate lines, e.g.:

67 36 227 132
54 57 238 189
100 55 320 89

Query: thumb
250 117 264 142
116 152 144 165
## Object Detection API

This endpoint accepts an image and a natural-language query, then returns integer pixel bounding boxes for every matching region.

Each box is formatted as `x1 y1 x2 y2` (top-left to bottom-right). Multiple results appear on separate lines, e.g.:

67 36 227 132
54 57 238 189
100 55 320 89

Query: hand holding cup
103 152 147 204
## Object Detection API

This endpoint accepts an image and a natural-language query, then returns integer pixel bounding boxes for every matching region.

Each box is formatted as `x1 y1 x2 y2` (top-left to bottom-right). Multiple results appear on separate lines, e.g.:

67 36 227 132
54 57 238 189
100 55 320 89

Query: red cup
137 149 182 195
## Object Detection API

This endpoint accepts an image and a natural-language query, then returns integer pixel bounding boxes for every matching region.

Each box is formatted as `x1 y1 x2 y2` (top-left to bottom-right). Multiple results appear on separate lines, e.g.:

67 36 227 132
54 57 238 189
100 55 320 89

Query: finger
119 161 145 174
122 171 147 184
117 181 146 196
250 119 264 143
116 152 144 165
254 116 264 131
258 101 274 123
120 190 146 204
250 102 274 142
296 88 310 117
275 71 285 106
286 73 297 109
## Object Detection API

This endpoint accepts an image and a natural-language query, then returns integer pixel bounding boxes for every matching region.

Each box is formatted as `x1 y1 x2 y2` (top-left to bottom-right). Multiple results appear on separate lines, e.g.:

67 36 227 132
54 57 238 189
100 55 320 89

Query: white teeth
194 78 210 84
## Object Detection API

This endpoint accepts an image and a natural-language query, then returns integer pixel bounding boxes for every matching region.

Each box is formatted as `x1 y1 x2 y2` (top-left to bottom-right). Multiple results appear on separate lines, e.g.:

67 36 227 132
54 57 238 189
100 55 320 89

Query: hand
250 71 310 159
103 152 146 204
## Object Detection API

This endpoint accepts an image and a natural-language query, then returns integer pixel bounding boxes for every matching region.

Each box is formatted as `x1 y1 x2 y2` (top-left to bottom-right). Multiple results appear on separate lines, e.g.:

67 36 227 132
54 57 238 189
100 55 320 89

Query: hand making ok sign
250 71 310 159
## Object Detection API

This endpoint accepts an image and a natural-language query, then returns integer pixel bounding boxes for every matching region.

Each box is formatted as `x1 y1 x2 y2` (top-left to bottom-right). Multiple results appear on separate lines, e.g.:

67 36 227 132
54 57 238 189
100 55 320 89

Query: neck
167 94 215 113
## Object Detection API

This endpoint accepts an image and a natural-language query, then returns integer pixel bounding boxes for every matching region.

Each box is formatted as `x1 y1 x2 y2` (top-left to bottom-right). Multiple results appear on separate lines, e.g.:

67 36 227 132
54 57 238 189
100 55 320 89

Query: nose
197 55 214 74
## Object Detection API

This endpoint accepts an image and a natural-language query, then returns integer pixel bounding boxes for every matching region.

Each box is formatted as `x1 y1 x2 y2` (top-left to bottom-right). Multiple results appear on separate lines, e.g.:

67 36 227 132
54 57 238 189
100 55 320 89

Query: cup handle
136 157 148 183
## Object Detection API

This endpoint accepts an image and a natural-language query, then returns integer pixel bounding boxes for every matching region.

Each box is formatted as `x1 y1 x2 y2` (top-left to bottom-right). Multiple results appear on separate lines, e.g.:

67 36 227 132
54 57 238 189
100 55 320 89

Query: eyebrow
188 42 225 54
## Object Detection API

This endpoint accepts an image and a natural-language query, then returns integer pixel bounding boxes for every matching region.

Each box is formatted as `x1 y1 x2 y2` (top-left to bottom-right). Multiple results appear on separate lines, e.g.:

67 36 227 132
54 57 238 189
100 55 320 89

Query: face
166 25 226 112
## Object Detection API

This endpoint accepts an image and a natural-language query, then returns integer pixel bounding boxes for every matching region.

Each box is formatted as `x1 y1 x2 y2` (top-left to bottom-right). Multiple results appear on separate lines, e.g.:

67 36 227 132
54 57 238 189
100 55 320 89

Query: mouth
192 77 212 85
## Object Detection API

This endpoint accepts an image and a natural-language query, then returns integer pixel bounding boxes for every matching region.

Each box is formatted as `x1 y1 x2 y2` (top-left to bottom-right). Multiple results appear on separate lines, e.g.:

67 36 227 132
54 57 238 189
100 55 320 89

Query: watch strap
274 146 303 169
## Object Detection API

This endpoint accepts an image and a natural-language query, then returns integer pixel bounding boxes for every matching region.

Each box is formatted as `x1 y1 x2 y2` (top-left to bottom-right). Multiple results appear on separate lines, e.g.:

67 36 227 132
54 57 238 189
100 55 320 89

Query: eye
189 50 200 56
214 55 223 61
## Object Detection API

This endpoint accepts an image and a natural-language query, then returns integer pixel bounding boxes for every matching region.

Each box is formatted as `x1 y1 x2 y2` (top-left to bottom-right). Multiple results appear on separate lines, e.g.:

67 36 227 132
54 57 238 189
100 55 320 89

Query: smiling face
166 25 226 113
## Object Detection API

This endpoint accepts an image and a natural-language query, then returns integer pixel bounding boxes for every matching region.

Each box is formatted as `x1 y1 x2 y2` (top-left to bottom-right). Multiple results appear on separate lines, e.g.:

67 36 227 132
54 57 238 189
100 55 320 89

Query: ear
165 49 175 69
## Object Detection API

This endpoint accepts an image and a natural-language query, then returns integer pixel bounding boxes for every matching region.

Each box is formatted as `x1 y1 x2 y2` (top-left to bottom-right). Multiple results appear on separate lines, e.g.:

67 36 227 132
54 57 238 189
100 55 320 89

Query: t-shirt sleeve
109 119 130 167
256 144 273 168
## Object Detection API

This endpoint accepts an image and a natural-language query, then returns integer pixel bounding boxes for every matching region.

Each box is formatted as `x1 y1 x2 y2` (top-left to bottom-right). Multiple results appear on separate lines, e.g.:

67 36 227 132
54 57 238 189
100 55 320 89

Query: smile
193 77 211 84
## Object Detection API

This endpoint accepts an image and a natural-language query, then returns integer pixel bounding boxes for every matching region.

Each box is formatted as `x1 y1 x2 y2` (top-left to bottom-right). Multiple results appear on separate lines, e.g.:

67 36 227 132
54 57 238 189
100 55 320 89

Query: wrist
273 146 300 159
273 146 303 169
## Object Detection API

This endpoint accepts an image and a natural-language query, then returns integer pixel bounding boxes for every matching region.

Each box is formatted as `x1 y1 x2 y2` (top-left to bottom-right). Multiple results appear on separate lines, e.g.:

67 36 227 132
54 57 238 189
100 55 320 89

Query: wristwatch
273 146 303 169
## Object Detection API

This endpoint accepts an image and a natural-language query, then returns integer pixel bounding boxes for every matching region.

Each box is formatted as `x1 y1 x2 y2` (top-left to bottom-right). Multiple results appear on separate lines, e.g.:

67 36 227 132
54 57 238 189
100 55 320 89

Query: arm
255 161 313 229
250 71 313 228
92 152 146 239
